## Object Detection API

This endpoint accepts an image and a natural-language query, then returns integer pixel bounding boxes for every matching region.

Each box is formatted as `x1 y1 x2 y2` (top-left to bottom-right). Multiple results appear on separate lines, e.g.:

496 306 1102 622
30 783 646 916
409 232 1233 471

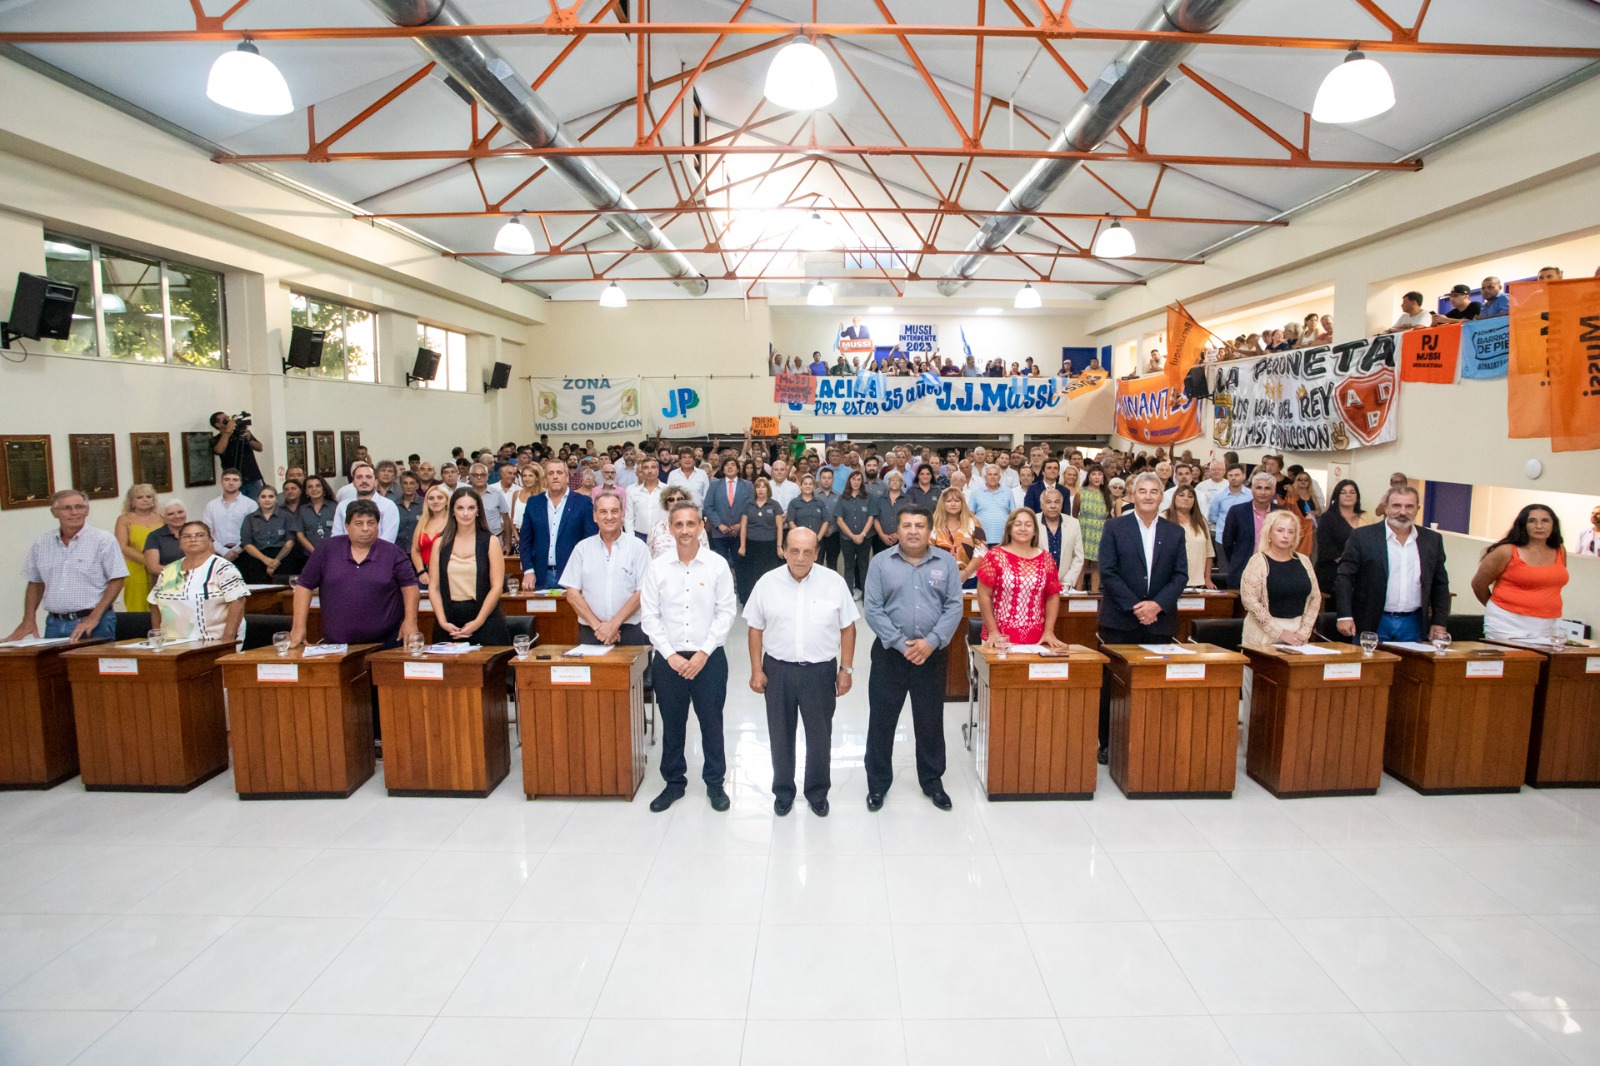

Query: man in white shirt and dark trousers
640 499 738 813
666 448 710 506
745 527 858 817
203 468 258 561
561 493 651 648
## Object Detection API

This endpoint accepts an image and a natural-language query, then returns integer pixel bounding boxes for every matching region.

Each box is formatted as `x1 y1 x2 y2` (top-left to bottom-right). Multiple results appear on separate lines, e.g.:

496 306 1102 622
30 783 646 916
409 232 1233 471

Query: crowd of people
9 420 1593 813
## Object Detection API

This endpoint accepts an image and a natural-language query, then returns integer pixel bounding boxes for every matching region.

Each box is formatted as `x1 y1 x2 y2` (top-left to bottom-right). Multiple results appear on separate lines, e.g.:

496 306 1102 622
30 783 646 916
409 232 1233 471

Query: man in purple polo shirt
288 500 420 649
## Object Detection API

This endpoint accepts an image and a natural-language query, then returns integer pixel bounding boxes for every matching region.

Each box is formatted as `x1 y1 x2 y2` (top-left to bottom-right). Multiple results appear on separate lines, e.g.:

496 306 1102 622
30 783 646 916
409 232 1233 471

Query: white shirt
560 532 651 625
744 563 859 665
625 481 665 535
666 466 710 506
996 467 1020 490
640 546 737 659
203 494 258 553
1135 511 1159 587
769 478 800 510
545 491 570 569
479 484 512 536
1193 477 1229 523
1383 521 1423 614
1391 308 1431 331
615 462 639 490
331 493 400 542
1578 529 1600 557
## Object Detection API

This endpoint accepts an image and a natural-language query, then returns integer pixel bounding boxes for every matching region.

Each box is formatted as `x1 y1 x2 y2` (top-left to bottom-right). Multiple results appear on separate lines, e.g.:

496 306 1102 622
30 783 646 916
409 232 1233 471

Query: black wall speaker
1183 365 1212 401
3 272 78 348
283 326 327 371
407 347 440 387
485 361 511 391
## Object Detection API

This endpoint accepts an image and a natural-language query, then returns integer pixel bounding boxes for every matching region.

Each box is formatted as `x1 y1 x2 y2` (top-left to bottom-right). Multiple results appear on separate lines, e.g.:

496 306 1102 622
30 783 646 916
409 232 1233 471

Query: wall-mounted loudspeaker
407 347 440 387
484 361 511 392
1183 365 1211 401
2 272 79 350
282 326 327 372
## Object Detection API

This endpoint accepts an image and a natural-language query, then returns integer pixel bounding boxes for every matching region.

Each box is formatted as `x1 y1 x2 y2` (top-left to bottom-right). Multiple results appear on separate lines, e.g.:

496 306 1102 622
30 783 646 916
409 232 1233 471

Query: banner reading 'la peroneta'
1211 335 1400 452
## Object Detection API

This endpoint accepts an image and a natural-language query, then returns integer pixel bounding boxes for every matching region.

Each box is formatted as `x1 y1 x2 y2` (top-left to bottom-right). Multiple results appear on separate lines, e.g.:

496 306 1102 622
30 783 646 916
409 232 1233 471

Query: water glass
147 628 165 653
1359 631 1379 656
1431 631 1453 655
506 577 520 596
1548 622 1569 651
994 633 1011 660
406 633 427 657
513 634 532 660
273 631 291 657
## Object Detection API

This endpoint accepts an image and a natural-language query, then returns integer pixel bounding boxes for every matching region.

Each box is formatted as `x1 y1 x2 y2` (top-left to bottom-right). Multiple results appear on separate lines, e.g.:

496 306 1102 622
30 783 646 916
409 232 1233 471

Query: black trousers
864 639 948 795
1097 622 1171 747
577 621 651 688
763 655 837 804
710 535 740 576
653 646 728 790
821 531 842 572
840 536 871 593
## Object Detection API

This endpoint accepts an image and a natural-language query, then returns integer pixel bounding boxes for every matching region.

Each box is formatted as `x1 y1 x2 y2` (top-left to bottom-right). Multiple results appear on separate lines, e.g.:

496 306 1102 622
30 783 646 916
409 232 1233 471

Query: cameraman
210 411 264 501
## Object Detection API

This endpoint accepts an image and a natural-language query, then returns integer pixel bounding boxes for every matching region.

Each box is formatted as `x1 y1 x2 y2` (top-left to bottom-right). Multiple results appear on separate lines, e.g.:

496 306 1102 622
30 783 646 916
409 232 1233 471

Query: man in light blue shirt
1478 276 1510 318
1206 463 1249 544
968 465 1015 546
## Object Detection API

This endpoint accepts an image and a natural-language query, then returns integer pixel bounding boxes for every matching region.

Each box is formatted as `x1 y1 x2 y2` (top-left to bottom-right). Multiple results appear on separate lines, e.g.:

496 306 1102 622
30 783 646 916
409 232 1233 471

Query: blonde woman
1238 510 1320 647
114 483 162 610
508 463 544 531
932 486 987 589
409 483 452 587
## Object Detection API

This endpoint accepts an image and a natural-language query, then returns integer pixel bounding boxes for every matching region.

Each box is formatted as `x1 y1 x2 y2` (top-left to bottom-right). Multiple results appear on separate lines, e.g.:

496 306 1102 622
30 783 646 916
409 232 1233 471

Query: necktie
727 481 734 506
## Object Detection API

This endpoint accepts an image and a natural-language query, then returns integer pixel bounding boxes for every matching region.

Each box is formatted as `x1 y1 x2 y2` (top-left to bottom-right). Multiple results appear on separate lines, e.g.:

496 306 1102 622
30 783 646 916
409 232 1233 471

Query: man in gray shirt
862 505 964 812
8 490 127 642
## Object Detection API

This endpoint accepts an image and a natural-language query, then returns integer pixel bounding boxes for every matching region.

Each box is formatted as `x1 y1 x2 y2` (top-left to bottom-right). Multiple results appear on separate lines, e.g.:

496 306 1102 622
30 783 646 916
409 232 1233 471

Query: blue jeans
44 611 117 641
1376 609 1426 644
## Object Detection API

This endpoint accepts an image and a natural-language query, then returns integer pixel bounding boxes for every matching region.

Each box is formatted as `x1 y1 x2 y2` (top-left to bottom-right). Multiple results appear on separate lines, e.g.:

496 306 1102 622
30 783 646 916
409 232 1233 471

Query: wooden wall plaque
68 434 118 500
313 431 336 478
340 431 362 478
181 431 216 488
130 432 172 493
0 435 54 509
285 431 307 474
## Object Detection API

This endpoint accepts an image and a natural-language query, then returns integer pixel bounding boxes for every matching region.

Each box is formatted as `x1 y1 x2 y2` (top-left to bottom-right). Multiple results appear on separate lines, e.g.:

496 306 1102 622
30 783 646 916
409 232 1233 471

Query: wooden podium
1485 639 1600 788
972 645 1108 800
368 646 513 797
0 639 105 789
61 639 234 792
501 591 581 645
1054 590 1241 647
512 645 649 800
1243 643 1399 798
1383 641 1542 794
1103 643 1249 799
219 644 379 799
944 592 984 701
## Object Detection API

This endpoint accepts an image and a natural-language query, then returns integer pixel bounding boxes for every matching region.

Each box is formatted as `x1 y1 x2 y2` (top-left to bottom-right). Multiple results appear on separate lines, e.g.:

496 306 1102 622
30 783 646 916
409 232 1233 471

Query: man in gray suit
705 456 753 576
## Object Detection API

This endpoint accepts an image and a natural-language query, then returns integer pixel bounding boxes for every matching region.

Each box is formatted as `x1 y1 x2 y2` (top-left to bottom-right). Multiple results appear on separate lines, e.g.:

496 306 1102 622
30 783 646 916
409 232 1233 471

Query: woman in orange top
1471 505 1568 642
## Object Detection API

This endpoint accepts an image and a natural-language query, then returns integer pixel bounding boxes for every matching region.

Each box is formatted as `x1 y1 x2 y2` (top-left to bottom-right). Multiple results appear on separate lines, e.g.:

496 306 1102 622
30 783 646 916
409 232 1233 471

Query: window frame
288 291 381 384
416 321 469 392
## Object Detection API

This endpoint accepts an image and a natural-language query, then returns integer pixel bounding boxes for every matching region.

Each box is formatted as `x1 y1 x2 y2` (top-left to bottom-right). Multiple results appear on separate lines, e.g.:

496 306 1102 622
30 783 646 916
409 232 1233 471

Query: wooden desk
368 646 513 797
219 644 379 799
1242 643 1399 798
280 591 447 643
61 639 233 792
1103 643 1249 799
972 645 1108 800
0 639 105 789
1484 639 1600 788
945 592 984 702
1383 641 1542 795
512 645 649 800
243 584 291 614
501 591 581 645
1053 590 1241 647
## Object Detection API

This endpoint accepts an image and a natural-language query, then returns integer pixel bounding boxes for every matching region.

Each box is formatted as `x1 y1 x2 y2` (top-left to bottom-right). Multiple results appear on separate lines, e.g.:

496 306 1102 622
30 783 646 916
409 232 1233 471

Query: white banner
642 378 713 436
532 376 646 436
1210 336 1400 452
781 371 1113 426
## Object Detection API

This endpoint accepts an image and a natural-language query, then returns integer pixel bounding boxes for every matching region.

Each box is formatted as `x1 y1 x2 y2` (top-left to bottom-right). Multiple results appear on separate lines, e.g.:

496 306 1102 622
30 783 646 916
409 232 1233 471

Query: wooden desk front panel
516 651 647 799
0 647 85 788
372 654 512 796
1053 592 1241 647
223 651 376 797
1245 657 1394 797
1525 654 1600 787
503 595 581 646
1110 661 1244 798
1385 655 1540 794
65 646 232 791
975 658 1100 799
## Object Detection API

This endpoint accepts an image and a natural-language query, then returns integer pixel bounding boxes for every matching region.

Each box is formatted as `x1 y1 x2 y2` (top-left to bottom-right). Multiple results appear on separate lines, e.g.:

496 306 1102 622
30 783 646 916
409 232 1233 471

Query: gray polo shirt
862 544 963 653
833 495 874 537
785 496 829 535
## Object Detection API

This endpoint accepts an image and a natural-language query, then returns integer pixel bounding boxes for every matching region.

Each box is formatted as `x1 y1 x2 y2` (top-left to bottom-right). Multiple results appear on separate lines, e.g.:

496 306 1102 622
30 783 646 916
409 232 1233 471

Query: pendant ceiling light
806 281 834 306
1013 283 1042 309
1311 46 1396 124
599 281 628 308
797 211 836 252
205 41 293 116
763 37 838 111
1093 219 1136 259
494 215 539 255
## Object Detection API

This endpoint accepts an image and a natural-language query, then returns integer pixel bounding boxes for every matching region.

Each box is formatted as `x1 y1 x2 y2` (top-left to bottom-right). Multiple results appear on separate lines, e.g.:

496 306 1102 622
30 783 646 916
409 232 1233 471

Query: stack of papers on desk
0 636 73 649
302 644 348 657
561 645 616 657
1274 644 1338 655
425 643 480 655
135 635 199 650
1139 643 1193 655
1384 641 1441 653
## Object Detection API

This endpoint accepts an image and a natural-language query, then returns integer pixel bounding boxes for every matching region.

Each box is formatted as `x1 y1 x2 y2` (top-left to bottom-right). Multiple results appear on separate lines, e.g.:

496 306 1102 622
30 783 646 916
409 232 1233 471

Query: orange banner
1399 323 1462 383
1507 279 1551 438
1114 373 1202 446
1164 301 1212 391
749 416 780 437
1546 278 1600 453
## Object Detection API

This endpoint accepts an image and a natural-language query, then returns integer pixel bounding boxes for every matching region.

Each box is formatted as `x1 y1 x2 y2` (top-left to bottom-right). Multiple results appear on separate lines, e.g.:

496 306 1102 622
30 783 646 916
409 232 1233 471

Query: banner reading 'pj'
1211 336 1400 451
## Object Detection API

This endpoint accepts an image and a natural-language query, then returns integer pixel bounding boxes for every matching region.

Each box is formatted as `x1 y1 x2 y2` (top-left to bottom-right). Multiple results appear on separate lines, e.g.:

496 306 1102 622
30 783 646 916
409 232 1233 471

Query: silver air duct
368 0 709 295
936 0 1247 296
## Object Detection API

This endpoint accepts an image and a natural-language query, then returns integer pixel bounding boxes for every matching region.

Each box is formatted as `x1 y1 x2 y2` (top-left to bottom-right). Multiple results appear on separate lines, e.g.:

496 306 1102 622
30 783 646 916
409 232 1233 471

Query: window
417 323 468 392
289 293 377 382
42 234 227 368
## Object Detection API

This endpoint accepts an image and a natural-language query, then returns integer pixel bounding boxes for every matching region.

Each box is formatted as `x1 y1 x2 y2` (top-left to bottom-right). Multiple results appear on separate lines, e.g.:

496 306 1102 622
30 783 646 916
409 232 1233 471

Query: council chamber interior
1 2 1599 1065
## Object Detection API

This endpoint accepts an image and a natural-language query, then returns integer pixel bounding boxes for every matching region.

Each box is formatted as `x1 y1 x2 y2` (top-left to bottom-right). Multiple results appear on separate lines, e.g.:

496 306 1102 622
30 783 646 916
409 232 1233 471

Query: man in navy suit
519 459 598 590
1220 472 1284 589
1096 471 1190 763
704 459 753 576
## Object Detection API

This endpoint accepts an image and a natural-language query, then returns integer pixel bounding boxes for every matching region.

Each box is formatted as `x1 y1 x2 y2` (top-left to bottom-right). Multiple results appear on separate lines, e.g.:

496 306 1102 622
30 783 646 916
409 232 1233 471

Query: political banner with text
1400 323 1462 384
772 374 818 406
780 370 1112 426
643 377 713 436
1459 317 1510 380
1211 336 1400 451
1114 373 1203 445
533 376 645 436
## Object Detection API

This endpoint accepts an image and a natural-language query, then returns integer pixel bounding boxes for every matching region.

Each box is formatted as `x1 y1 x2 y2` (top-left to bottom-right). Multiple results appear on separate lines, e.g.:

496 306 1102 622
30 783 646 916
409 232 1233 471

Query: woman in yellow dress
114 483 163 612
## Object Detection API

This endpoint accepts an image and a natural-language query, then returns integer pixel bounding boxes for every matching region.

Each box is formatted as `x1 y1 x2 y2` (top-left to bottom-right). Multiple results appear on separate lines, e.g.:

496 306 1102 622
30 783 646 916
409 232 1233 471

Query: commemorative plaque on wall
340 431 362 478
0 435 54 510
68 434 118 500
181 431 216 487
130 432 172 493
285 431 308 473
313 431 336 478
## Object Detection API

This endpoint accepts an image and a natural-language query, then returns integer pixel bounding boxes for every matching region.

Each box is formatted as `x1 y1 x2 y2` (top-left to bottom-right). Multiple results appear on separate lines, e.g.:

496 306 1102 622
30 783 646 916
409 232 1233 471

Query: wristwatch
839 666 853 674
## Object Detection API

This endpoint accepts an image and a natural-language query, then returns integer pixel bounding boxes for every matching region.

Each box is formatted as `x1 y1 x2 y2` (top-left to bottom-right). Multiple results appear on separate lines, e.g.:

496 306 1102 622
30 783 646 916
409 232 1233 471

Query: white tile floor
3 617 1600 1064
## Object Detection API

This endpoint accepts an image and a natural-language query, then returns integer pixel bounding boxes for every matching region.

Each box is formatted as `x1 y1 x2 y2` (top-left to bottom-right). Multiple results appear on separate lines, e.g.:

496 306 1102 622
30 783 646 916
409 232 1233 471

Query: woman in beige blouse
1238 510 1320 647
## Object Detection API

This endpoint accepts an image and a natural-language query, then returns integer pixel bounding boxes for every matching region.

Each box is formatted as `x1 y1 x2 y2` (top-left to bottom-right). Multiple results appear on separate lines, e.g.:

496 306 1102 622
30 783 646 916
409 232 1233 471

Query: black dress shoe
808 798 829 817
774 796 794 816
866 792 885 812
1097 745 1109 766
649 787 683 813
927 789 953 811
708 785 731 812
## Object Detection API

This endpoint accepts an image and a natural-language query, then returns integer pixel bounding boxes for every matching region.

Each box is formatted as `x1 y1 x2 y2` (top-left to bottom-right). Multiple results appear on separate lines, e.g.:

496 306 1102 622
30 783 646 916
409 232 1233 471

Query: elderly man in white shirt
561 491 651 647
665 448 710 506
624 457 666 538
745 527 858 817
768 458 800 509
640 498 737 813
